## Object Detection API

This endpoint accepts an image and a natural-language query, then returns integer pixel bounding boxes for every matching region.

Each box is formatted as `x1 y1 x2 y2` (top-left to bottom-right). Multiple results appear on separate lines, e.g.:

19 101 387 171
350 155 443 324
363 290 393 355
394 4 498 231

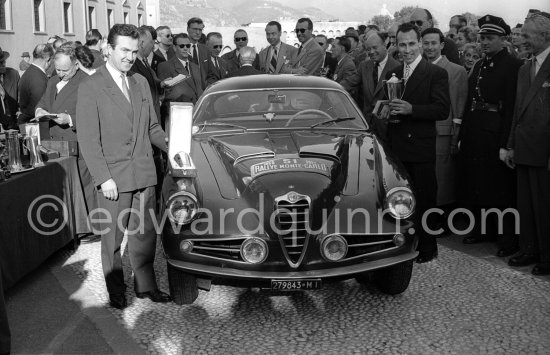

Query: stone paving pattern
59 237 550 355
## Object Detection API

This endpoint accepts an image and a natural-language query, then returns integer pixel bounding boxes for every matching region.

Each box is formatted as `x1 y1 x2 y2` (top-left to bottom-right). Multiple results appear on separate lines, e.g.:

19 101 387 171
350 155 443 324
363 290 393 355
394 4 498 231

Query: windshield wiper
197 122 247 132
309 117 355 129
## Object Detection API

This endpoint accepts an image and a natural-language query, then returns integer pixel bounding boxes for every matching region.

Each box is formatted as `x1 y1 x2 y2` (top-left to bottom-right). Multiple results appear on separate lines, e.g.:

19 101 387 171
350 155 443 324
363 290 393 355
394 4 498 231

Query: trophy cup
383 73 405 123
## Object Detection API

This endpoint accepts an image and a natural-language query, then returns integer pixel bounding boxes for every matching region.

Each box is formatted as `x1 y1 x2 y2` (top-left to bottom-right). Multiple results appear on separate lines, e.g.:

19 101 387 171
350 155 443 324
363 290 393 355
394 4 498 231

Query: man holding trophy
380 22 450 263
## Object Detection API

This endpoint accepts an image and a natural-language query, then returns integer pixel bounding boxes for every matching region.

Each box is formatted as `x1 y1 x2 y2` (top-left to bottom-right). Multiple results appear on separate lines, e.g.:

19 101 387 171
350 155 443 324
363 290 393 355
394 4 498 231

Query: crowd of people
0 7 549 351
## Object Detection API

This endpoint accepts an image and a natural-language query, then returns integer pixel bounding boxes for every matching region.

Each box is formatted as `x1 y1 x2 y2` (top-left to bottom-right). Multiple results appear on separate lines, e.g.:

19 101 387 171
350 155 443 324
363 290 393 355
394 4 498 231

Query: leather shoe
109 293 127 309
508 253 538 267
496 247 519 258
135 289 171 303
532 263 550 276
416 251 438 264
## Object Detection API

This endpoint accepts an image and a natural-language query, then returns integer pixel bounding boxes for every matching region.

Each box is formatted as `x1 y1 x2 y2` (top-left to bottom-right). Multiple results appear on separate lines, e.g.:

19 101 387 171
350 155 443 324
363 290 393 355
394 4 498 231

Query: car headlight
240 238 268 264
320 234 348 261
385 187 415 219
167 191 199 225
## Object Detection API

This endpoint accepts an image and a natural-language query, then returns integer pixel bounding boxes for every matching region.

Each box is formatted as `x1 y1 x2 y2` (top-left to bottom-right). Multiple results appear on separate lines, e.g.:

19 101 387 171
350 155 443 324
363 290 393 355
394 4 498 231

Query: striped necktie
269 46 278 73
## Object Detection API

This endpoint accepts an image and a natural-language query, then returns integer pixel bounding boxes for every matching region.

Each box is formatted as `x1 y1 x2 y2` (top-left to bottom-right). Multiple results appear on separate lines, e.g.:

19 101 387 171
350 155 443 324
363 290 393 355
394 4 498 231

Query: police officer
457 15 522 256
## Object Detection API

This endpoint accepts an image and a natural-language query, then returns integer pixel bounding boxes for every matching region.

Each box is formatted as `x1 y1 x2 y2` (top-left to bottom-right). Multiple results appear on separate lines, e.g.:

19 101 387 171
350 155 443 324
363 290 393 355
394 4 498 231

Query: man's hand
450 135 460 155
389 99 413 115
53 113 71 125
32 108 51 121
379 104 391 120
503 149 515 169
160 77 172 88
101 179 118 201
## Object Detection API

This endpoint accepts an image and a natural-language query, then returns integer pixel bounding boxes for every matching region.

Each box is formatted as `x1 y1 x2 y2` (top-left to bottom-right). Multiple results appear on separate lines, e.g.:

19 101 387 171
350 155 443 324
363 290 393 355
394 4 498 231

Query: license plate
271 279 322 291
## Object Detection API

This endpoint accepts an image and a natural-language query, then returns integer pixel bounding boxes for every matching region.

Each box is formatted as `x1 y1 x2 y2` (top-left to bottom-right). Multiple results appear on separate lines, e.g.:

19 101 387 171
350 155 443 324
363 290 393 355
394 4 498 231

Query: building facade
0 0 147 69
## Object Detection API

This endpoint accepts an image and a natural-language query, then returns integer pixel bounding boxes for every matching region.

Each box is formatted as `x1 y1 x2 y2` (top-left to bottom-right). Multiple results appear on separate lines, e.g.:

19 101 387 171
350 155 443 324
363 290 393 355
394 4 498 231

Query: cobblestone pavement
58 238 550 355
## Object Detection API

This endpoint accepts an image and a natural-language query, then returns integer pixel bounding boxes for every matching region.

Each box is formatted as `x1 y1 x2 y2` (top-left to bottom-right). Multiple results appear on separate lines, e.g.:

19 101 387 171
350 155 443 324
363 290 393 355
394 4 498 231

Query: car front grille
275 193 311 268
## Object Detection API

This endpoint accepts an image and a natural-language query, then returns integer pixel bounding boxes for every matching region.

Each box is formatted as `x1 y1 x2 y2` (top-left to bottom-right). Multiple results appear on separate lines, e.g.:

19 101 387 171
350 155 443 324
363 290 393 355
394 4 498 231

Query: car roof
204 74 345 93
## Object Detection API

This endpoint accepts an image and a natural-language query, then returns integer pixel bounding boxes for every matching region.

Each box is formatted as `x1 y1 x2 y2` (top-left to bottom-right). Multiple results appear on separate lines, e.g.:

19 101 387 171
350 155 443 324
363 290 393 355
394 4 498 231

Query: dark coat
206 55 230 86
222 49 260 76
228 65 262 77
18 64 48 124
333 54 357 93
150 52 165 74
189 43 211 90
458 49 522 206
131 57 162 122
442 37 461 66
322 52 337 78
89 48 104 69
385 58 450 163
0 68 19 129
157 57 203 104
36 69 88 141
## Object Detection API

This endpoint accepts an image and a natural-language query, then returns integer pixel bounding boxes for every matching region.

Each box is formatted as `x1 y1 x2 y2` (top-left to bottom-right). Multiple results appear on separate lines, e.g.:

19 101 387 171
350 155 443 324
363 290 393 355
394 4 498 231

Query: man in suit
85 29 105 69
381 23 450 263
330 36 357 94
0 48 19 130
141 25 165 73
409 8 461 65
35 42 97 237
258 21 297 74
206 32 230 85
155 25 175 61
316 34 337 78
187 17 210 90
422 28 468 209
17 44 54 125
505 12 550 274
77 24 171 309
291 18 324 75
348 33 400 139
222 29 259 76
158 33 203 104
228 47 262 77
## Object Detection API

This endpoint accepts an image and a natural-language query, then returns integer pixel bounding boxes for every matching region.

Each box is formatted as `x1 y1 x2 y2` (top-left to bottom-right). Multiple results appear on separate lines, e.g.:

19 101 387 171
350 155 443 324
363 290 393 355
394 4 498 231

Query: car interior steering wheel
284 109 333 127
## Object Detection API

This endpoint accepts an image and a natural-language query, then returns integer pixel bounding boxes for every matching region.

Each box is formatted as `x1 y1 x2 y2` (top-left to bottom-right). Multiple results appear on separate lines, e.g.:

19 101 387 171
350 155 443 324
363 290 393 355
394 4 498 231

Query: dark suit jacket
258 42 298 74
206 55 230 86
189 43 210 90
76 65 166 191
222 49 260 76
322 52 337 78
18 64 48 124
385 58 450 162
155 46 176 61
36 69 88 141
151 52 165 74
157 57 203 104
131 58 162 121
0 68 19 129
442 37 460 66
333 54 357 92
89 48 104 69
293 39 324 76
228 65 262 77
508 54 550 167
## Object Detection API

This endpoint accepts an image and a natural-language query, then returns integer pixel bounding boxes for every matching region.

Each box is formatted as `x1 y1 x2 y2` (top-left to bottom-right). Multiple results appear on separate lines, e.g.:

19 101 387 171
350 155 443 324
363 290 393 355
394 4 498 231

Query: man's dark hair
421 27 444 43
315 34 328 41
206 32 222 42
357 24 367 35
156 25 170 36
336 36 351 53
108 24 139 47
367 24 380 31
32 43 55 60
75 45 95 69
187 17 204 28
172 33 190 45
85 29 102 46
266 20 282 32
368 32 388 44
137 26 151 40
141 25 157 41
55 42 77 62
397 22 421 41
297 18 313 30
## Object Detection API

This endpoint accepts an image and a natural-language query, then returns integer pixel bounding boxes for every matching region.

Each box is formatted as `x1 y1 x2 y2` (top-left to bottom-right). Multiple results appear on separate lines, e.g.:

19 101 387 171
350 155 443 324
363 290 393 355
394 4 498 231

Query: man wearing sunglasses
157 33 203 105
187 17 209 90
154 25 175 61
408 8 460 65
206 32 229 85
259 20 297 74
290 17 324 75
222 29 259 76
316 34 337 78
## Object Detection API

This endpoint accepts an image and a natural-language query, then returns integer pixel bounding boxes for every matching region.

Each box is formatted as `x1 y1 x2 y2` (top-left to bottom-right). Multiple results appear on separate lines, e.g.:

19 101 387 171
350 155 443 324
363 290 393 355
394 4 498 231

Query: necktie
0 83 5 116
214 56 219 69
192 44 198 65
120 74 130 103
404 64 411 82
269 46 278 73
531 57 537 83
142 57 150 69
297 45 303 56
185 61 189 75
372 61 379 86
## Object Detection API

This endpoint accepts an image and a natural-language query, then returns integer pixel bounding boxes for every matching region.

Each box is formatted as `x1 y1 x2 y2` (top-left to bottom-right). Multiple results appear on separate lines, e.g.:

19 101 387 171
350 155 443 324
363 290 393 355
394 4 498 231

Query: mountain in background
160 0 335 28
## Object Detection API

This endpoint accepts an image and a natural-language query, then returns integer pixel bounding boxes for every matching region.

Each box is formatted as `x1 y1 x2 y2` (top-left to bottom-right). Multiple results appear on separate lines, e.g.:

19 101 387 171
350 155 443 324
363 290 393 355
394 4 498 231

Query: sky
278 0 550 31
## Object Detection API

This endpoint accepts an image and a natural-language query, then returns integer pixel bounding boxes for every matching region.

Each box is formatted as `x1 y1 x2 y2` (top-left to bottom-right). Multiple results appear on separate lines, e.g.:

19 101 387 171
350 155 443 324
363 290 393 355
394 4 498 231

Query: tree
369 15 393 32
393 6 417 24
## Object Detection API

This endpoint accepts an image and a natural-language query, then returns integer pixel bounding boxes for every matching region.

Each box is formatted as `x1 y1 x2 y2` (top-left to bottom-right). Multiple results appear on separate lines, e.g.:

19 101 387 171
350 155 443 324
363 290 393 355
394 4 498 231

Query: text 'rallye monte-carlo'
161 74 417 305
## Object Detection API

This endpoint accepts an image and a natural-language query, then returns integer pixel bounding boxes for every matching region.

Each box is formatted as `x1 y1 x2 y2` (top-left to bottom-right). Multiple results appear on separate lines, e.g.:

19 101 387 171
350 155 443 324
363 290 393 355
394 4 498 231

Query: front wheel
167 262 199 305
373 260 413 295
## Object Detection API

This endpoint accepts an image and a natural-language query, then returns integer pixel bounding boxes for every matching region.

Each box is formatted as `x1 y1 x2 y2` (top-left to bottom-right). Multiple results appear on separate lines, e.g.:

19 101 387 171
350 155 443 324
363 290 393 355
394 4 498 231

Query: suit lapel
366 61 376 96
128 73 142 150
100 66 133 123
518 56 550 117
52 71 82 111
403 59 428 100
296 41 310 63
374 58 396 96
276 44 286 73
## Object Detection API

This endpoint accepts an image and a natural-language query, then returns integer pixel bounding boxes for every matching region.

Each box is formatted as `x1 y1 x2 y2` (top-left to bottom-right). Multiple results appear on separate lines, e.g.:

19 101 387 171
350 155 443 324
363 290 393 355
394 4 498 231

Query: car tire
373 260 413 295
167 262 199 305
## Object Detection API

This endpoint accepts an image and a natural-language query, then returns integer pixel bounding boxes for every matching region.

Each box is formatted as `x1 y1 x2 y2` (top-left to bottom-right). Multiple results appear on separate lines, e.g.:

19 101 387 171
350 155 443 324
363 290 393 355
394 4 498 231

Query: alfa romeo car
161 75 417 305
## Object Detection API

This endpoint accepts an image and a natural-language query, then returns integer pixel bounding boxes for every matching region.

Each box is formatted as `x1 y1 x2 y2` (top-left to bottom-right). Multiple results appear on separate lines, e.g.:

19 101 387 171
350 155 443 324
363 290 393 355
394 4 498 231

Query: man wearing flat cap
457 15 523 257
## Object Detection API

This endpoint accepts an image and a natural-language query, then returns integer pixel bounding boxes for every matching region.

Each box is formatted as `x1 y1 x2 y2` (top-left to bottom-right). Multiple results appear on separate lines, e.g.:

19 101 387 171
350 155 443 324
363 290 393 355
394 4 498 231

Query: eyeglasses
409 20 424 27
189 27 203 32
177 44 192 48
295 28 307 34
165 34 172 38
234 37 247 42
213 45 223 49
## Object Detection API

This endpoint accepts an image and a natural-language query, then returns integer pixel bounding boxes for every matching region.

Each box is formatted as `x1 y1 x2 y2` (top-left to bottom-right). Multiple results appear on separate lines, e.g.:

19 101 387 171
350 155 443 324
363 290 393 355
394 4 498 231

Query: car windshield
194 88 368 131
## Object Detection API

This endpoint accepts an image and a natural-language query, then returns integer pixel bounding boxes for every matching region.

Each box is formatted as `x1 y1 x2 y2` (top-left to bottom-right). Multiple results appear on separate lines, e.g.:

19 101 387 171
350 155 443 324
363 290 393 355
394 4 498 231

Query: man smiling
291 17 324 75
